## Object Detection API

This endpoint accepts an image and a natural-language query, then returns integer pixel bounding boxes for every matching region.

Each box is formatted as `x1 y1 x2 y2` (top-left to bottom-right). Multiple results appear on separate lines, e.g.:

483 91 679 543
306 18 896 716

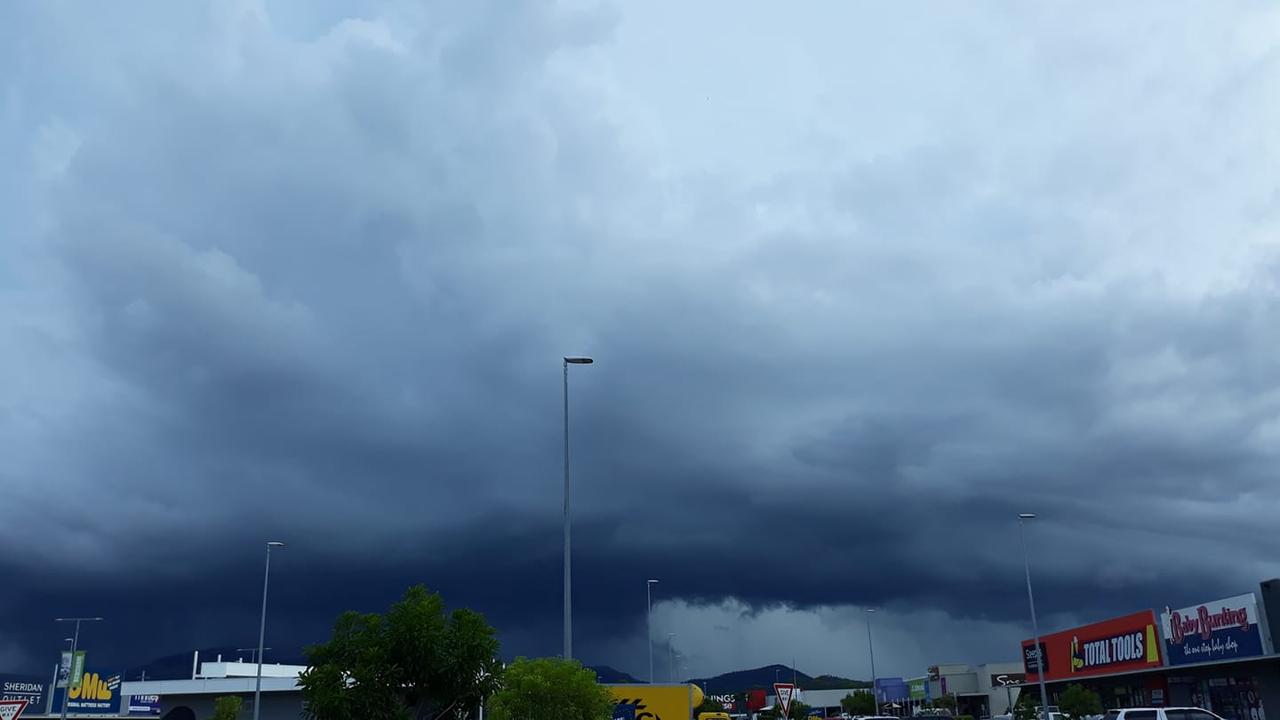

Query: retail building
923 663 1025 718
1020 580 1280 720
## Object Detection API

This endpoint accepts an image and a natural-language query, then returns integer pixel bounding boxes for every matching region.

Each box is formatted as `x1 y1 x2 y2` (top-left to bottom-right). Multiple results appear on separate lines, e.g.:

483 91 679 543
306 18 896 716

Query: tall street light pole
668 633 676 683
563 355 593 660
254 541 286 720
1018 514 1052 720
647 579 660 683
55 617 103 720
864 609 879 716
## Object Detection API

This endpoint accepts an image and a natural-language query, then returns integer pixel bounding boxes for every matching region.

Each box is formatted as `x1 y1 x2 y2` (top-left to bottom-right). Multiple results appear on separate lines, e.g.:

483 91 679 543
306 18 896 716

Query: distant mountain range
124 650 864 695
589 665 643 683
687 664 871 694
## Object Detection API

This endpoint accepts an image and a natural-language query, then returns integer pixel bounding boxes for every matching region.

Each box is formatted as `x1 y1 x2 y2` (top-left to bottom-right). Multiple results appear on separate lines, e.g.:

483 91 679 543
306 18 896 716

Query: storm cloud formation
4 0 1280 680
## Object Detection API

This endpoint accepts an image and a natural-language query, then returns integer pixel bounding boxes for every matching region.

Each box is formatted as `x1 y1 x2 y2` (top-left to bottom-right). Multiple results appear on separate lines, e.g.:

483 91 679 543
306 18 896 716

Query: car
1102 709 1226 720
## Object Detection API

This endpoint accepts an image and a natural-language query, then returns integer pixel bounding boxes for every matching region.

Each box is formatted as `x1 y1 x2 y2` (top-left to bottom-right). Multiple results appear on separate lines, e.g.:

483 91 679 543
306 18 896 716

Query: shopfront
1027 658 1272 720
1156 593 1271 720
1019 591 1280 720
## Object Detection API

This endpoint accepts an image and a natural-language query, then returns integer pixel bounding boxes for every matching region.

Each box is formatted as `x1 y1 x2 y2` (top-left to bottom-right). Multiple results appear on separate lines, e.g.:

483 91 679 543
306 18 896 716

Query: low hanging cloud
3 0 1280 679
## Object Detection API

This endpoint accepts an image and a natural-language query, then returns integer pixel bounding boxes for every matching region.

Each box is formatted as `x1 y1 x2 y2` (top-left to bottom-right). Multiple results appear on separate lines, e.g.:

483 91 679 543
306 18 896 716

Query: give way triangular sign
774 683 796 718
0 699 29 720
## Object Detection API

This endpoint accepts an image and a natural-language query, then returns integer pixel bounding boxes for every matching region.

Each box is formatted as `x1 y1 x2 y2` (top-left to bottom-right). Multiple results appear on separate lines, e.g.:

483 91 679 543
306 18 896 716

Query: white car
1102 709 1226 720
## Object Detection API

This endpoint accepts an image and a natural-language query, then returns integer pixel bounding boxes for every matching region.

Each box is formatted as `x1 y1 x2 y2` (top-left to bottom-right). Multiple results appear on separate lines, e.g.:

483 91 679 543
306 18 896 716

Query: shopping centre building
1020 578 1280 720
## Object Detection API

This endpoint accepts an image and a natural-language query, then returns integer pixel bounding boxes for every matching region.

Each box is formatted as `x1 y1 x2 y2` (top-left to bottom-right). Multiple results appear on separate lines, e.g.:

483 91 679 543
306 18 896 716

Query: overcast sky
4 0 1280 682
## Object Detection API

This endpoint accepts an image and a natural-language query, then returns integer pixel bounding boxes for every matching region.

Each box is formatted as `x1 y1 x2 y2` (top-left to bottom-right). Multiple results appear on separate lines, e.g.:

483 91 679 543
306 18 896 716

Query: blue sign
51 670 122 715
128 694 161 716
1 675 49 711
1161 593 1267 666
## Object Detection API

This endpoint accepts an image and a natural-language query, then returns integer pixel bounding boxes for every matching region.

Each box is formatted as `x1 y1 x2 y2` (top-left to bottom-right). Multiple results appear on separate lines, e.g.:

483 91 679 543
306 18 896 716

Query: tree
935 695 957 713
487 658 615 720
1056 685 1101 720
1012 691 1040 720
841 692 876 717
299 585 502 720
787 701 813 720
212 696 242 720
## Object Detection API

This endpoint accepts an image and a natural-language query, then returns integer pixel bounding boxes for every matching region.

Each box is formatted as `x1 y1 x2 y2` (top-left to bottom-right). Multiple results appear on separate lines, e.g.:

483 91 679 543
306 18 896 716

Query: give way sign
774 683 796 718
0 699 29 720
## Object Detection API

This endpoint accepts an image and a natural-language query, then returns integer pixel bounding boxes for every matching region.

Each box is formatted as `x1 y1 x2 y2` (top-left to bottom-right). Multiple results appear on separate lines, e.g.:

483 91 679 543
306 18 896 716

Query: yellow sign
68 674 113 701
609 684 705 720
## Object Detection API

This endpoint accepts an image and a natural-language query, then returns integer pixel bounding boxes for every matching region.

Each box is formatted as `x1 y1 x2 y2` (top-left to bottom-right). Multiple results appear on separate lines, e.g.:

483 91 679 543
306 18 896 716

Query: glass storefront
1206 677 1263 720
1118 675 1264 720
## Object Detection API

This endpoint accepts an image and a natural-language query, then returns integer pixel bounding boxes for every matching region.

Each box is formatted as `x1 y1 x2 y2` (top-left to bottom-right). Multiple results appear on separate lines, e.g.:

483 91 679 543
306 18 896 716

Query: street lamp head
865 607 877 614
1018 513 1037 520
55 617 103 622
267 541 286 548
564 356 594 364
648 579 660 584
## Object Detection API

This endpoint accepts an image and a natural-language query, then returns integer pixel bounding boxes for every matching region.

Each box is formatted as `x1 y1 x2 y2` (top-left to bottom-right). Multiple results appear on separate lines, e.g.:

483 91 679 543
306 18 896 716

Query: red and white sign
0 699 29 720
774 684 796 717
1021 610 1162 682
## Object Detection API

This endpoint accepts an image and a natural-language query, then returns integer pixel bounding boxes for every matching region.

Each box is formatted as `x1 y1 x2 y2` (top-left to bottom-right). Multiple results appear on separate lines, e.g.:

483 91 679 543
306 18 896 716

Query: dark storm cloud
3 0 1280 679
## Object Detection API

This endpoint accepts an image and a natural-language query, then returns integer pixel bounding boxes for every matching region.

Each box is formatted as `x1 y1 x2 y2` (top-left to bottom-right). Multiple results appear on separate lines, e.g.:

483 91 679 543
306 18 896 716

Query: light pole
563 355 593 660
667 633 676 682
55 617 103 720
1018 514 1051 720
865 609 879 716
254 541 286 720
647 579 660 683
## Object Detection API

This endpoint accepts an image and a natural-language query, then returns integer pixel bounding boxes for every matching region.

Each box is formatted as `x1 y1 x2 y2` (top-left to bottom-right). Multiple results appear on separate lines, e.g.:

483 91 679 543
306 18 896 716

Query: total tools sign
1023 610 1162 682
1161 593 1267 666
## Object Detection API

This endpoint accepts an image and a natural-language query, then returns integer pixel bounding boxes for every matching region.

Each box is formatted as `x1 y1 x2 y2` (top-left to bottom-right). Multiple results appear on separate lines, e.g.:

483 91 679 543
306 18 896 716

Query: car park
1102 709 1226 720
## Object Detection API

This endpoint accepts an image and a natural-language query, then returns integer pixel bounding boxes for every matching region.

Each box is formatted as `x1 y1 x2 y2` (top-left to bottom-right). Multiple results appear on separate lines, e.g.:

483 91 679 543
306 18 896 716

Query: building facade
1020 580 1280 720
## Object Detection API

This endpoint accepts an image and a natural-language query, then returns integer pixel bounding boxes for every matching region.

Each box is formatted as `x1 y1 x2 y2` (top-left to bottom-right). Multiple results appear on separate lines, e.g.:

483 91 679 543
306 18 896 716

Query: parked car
1102 710 1226 720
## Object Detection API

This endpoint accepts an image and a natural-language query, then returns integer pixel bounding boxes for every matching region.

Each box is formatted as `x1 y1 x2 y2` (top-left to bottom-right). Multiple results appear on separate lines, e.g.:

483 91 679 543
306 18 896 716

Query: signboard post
774 684 796 719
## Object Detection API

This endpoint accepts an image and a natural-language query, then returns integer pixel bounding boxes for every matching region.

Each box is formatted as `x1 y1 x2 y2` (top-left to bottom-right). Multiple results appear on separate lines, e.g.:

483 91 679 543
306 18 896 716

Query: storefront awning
1017 653 1280 687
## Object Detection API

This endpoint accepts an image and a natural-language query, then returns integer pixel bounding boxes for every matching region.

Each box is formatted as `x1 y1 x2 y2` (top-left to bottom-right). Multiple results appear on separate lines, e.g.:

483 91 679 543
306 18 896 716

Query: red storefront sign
1022 610 1163 682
